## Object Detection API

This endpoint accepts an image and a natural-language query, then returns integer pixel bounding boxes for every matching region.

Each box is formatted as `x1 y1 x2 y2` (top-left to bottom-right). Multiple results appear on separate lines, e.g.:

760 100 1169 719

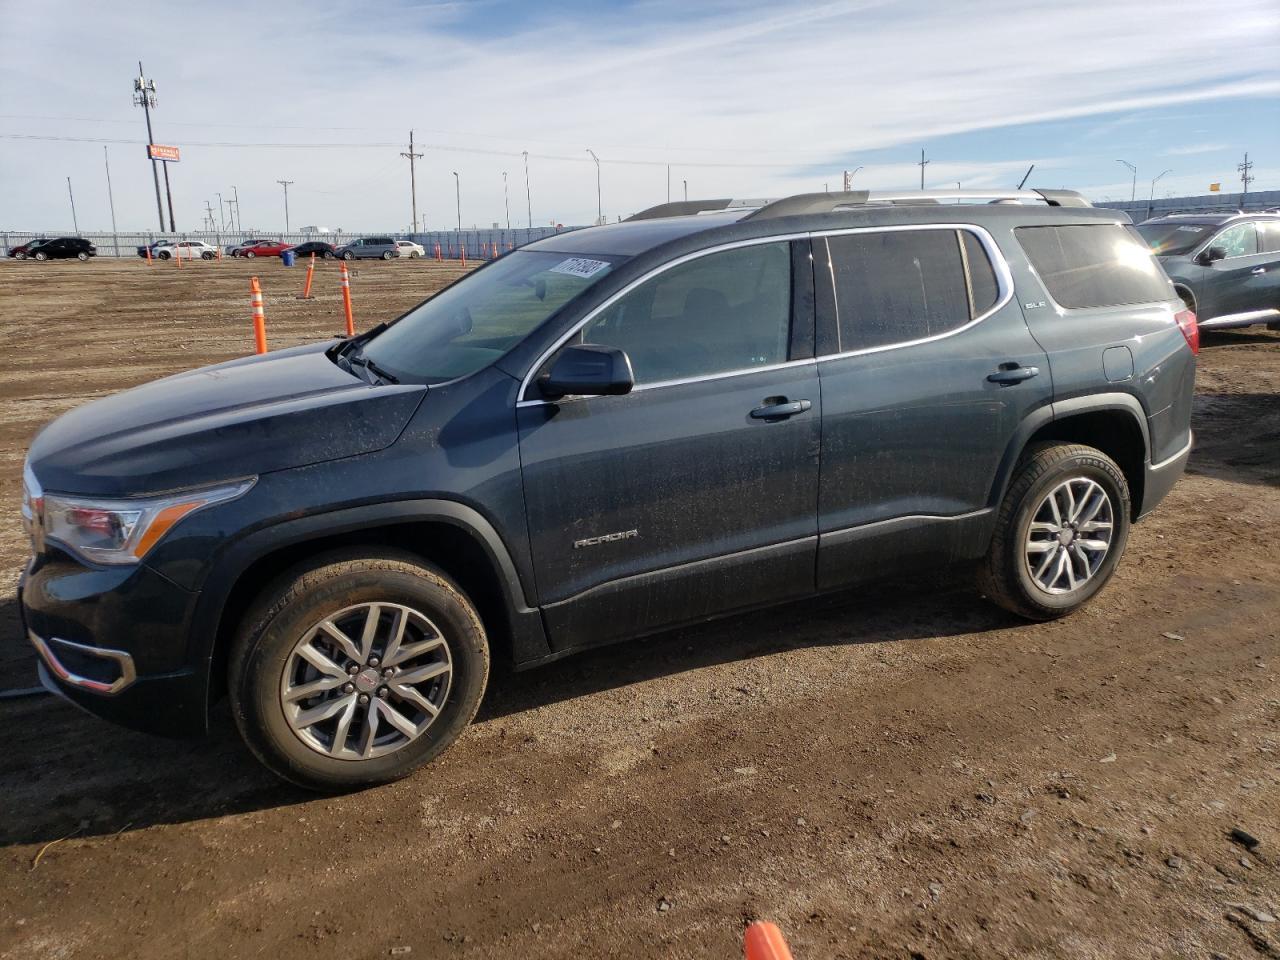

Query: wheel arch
992 395 1150 521
194 500 549 715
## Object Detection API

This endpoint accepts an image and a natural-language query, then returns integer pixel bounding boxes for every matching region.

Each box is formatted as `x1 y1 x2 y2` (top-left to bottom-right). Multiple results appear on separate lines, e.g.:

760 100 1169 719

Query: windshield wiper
347 351 400 384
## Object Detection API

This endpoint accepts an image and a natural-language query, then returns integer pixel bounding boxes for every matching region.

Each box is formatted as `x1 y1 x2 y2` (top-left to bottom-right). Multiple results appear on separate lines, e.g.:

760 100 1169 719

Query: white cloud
0 0 1276 230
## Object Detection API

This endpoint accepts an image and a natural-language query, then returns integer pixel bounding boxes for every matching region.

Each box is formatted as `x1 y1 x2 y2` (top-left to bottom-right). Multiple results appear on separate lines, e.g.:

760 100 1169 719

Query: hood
28 341 425 496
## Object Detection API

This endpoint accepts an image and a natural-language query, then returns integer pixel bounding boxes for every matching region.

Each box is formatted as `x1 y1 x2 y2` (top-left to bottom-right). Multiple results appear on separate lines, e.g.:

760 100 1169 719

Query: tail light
1174 308 1199 355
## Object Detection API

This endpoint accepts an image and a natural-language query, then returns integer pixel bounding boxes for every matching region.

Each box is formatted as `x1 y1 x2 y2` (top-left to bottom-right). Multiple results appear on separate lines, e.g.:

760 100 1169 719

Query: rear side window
1260 221 1280 254
822 228 999 353
1016 224 1172 309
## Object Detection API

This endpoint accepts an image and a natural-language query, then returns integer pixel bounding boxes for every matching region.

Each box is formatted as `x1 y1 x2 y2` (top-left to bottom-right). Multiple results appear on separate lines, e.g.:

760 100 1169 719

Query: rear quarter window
1016 224 1173 309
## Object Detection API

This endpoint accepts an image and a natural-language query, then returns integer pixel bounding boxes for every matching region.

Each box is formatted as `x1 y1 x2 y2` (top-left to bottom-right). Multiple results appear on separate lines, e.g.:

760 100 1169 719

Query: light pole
103 147 118 243
1116 160 1137 202
586 148 602 225
503 171 510 230
453 171 461 236
843 166 863 190
276 179 294 232
1147 169 1172 220
682 179 687 202
522 150 531 229
66 177 79 234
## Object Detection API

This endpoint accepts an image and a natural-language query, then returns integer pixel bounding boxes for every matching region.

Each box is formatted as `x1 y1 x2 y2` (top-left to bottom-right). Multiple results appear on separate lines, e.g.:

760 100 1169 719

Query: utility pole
452 171 461 236
1238 152 1254 195
683 179 688 202
586 148 602 225
216 192 226 230
276 179 294 232
204 200 216 233
1147 169 1172 220
231 185 241 232
918 149 930 189
1116 160 1137 202
103 147 118 240
503 171 510 230
133 61 165 231
667 164 671 203
400 130 423 232
522 150 532 229
66 177 79 234
161 158 176 232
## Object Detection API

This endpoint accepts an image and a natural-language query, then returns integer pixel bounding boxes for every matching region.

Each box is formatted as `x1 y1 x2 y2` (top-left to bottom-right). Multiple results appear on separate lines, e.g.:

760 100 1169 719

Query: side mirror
539 344 634 400
1197 245 1226 265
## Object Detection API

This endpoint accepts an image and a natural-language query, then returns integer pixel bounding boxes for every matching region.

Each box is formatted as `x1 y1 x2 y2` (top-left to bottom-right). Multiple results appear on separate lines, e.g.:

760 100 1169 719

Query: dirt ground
0 258 1276 960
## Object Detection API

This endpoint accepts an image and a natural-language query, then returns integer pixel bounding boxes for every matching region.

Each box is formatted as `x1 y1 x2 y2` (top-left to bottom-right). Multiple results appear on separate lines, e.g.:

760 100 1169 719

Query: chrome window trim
812 222 1015 362
517 232 808 405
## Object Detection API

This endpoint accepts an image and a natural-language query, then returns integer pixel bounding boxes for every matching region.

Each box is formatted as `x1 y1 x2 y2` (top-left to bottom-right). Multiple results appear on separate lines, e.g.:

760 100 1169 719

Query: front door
517 240 821 651
1201 221 1265 318
813 225 1053 589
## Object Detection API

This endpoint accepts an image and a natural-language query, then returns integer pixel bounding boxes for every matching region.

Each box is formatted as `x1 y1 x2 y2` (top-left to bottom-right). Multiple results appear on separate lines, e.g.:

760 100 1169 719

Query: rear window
1017 224 1173 309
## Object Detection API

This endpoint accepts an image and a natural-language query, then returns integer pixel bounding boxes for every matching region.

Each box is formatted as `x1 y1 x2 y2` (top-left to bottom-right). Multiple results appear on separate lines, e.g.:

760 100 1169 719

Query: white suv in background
395 240 425 259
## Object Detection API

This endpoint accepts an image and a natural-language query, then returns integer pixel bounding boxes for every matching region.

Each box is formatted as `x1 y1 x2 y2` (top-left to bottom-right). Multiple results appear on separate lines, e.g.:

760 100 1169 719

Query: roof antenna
1017 164 1035 190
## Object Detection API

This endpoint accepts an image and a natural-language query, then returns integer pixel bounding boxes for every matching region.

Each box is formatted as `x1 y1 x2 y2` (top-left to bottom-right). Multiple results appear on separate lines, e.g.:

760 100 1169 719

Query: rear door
518 240 820 651
813 225 1051 589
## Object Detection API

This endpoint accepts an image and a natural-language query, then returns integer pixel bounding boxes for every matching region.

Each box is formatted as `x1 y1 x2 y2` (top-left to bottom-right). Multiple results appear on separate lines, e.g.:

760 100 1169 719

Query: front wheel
77 251 89 261
202 251 215 260
229 551 490 792
342 251 355 260
246 251 257 259
14 252 26 260
977 443 1130 620
323 251 335 259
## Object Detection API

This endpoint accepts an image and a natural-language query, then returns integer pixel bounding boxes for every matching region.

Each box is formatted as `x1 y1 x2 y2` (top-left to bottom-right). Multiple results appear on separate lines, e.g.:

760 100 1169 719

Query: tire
409 251 421 259
229 549 489 792
77 251 89 261
343 251 355 260
246 251 257 259
158 250 171 260
14 252 26 260
382 251 394 260
34 251 48 261
977 442 1130 621
323 251 335 260
202 251 214 260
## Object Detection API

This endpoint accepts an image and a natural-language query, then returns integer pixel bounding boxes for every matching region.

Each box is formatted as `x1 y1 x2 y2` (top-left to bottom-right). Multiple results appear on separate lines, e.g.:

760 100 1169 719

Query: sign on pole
1209 182 1221 192
147 144 181 162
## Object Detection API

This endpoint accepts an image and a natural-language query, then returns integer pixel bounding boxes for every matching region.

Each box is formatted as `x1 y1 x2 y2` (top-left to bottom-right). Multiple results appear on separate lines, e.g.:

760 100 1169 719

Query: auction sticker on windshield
550 257 611 279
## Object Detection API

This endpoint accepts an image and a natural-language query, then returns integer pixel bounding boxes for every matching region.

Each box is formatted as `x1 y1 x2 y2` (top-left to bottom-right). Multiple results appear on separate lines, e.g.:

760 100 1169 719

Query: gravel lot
0 258 1276 960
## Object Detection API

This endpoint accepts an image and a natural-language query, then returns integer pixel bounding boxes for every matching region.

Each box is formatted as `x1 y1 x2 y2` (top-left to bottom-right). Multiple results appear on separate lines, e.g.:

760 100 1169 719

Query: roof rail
744 188 1092 220
625 198 770 221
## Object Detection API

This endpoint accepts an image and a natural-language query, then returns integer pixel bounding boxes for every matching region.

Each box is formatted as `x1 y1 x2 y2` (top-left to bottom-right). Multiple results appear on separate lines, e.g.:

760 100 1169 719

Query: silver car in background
335 236 400 260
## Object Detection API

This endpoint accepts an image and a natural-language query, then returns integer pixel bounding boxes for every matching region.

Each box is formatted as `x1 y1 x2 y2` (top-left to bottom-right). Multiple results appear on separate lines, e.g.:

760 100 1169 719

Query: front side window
573 241 792 386
1016 224 1173 309
823 228 995 353
360 250 622 383
1211 222 1258 258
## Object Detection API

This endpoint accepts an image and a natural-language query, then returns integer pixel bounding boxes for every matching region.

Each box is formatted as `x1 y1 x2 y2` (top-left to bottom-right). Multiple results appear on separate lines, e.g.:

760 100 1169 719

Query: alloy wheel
1024 477 1114 595
280 602 453 760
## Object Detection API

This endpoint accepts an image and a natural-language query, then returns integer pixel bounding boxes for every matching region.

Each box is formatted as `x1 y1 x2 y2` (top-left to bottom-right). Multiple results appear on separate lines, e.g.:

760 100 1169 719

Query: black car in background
287 241 337 259
26 237 96 261
8 238 53 259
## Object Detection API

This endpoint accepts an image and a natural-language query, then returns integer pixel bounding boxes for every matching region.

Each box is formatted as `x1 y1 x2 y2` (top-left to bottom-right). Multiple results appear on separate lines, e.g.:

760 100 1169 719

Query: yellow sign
1209 182 1221 192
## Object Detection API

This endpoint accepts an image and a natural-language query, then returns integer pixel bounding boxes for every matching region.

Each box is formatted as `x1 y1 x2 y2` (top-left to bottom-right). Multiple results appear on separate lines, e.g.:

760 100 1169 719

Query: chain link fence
1 226 583 259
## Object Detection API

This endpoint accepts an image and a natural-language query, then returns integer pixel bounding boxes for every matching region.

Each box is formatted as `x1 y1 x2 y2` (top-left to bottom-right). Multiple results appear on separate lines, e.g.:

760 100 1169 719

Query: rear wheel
76 251 89 261
229 550 489 792
158 250 171 260
382 251 394 260
34 251 48 261
323 251 335 259
246 251 257 259
202 251 215 260
978 443 1130 620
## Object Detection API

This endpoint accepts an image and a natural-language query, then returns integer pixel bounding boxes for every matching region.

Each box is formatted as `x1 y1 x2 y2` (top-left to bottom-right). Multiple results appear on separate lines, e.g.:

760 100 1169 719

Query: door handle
987 364 1040 385
750 398 811 420
1252 266 1267 275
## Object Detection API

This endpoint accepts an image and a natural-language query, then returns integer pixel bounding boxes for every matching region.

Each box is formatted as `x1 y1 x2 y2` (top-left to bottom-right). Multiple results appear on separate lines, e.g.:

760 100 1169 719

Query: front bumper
18 554 212 736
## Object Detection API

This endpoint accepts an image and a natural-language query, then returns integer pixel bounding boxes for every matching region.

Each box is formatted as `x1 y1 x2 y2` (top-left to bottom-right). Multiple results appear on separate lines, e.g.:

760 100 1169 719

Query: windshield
1136 222 1215 256
358 250 623 383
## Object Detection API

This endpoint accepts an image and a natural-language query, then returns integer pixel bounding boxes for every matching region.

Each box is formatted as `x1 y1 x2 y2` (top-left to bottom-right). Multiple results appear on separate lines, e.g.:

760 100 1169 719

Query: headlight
40 478 255 565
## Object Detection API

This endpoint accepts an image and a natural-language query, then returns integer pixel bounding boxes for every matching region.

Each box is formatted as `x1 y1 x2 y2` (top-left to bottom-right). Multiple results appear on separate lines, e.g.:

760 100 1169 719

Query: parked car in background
136 239 177 259
27 237 96 261
8 238 52 259
335 236 399 260
395 240 425 258
19 188 1197 791
156 241 219 261
287 241 337 260
1136 212 1280 330
227 239 274 257
235 240 292 259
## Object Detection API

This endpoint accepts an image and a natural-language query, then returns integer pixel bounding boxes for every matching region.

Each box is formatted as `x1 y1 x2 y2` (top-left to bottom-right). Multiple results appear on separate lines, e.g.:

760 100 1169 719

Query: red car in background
233 240 292 259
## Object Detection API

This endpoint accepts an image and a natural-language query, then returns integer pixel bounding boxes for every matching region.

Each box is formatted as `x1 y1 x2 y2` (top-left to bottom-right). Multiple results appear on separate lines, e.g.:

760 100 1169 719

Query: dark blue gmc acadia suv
19 189 1197 790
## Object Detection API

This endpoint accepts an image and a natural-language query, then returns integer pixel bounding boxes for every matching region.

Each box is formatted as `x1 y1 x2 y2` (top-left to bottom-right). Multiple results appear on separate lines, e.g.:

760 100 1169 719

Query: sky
1 0 1278 233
